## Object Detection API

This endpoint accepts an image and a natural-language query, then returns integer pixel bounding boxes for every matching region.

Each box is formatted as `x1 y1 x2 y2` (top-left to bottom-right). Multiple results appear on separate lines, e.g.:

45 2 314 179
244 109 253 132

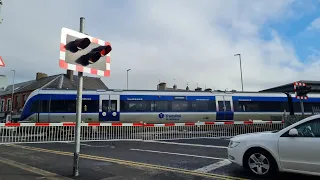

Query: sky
1 0 320 91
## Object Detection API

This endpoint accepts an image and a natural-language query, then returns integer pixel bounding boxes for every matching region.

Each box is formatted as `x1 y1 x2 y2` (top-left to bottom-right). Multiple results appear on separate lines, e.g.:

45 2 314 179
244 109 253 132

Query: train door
215 95 234 121
99 95 120 121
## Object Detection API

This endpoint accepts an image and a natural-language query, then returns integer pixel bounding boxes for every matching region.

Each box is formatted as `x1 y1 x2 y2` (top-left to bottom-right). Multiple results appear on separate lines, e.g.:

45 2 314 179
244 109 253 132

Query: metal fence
0 121 284 144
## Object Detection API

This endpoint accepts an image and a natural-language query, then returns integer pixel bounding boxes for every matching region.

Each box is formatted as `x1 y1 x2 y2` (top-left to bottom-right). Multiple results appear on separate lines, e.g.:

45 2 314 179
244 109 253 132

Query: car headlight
229 141 240 148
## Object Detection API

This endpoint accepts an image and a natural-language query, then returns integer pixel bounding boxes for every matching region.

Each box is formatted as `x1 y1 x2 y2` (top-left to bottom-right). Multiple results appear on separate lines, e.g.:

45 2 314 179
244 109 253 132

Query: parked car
228 114 320 177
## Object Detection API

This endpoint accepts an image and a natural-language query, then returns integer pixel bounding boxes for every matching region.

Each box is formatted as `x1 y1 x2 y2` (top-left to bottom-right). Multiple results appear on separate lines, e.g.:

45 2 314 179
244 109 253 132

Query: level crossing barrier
0 120 284 144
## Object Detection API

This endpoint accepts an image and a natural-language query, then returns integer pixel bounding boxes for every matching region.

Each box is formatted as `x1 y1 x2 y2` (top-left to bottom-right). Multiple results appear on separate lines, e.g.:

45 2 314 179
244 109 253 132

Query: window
102 100 117 112
7 99 11 111
171 100 188 111
82 100 99 112
233 101 288 112
190 100 213 111
0 100 4 112
120 100 151 112
30 100 49 113
50 100 76 113
293 119 320 137
153 101 169 112
217 101 232 112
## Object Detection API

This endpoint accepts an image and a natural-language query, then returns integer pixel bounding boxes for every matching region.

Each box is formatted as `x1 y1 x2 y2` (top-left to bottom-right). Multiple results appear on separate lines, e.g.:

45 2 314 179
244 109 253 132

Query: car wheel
244 149 277 177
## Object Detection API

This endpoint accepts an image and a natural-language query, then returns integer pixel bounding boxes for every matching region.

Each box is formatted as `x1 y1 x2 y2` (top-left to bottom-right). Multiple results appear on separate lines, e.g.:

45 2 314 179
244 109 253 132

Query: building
157 82 212 91
259 80 320 93
156 80 320 93
0 70 108 114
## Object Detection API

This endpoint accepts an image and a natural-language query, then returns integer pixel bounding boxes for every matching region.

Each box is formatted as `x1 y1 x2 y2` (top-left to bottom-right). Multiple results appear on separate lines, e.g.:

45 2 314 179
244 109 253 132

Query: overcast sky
1 0 320 91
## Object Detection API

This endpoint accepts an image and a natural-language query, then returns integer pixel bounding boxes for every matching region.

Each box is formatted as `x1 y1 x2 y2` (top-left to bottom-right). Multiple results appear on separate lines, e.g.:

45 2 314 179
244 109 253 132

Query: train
18 88 320 123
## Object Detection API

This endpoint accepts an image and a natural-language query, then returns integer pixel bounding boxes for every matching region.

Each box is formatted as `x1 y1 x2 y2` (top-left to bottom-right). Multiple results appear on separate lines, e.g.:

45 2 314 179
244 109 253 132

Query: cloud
307 17 320 31
0 0 319 92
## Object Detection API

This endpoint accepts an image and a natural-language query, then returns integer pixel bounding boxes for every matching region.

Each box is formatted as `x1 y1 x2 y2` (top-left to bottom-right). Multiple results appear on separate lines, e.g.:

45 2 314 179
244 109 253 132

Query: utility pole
126 69 131 90
10 70 15 121
234 54 244 92
0 0 3 24
73 17 85 177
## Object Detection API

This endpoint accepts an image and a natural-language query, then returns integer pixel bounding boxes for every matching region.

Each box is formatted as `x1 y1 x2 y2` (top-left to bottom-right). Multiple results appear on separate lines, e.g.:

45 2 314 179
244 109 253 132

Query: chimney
36 72 48 81
67 70 73 81
158 82 166 90
195 87 202 91
173 84 177 90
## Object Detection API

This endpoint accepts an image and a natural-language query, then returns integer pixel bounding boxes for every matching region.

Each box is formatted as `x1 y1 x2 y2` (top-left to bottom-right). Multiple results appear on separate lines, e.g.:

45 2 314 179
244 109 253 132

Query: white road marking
142 140 228 149
194 159 232 173
130 148 227 160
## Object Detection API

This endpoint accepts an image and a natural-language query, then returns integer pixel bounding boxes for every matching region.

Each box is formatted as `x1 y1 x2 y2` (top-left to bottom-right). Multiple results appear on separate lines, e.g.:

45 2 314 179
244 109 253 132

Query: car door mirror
289 128 298 137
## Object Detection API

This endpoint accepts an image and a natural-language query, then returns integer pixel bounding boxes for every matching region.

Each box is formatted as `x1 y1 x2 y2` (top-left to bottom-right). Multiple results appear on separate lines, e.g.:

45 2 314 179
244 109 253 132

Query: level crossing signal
59 27 112 76
294 82 311 100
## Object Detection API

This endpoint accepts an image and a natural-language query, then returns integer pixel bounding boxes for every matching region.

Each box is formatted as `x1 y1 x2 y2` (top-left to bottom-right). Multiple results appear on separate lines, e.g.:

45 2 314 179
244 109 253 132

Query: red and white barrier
0 120 283 127
0 120 284 144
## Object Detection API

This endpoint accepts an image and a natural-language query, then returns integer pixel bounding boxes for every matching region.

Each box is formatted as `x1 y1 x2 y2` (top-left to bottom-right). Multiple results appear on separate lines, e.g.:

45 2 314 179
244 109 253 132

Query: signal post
294 82 312 116
59 17 112 177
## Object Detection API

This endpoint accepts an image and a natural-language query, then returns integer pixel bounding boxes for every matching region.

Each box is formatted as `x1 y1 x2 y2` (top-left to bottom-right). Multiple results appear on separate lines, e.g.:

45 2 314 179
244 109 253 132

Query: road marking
143 140 228 149
194 159 232 173
0 156 72 180
130 148 226 160
6 144 247 180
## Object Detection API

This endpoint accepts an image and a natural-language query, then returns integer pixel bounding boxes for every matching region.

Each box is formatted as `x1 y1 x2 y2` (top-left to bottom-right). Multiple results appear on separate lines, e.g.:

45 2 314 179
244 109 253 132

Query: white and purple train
19 88 320 123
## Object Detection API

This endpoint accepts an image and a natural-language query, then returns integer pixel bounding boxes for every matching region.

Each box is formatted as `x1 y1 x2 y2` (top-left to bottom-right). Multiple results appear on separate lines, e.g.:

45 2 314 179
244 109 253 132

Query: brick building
0 70 108 115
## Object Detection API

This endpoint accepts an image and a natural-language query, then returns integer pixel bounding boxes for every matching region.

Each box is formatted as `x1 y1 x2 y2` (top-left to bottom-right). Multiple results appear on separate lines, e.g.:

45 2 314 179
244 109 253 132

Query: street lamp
10 70 15 121
234 54 244 92
126 69 131 90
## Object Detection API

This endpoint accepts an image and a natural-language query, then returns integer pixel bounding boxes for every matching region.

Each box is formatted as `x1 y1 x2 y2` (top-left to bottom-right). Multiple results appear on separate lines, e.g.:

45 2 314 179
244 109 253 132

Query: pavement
0 138 318 180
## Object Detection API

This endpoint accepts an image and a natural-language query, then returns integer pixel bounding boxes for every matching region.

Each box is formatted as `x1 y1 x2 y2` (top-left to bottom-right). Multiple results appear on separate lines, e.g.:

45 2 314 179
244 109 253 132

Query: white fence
0 121 284 144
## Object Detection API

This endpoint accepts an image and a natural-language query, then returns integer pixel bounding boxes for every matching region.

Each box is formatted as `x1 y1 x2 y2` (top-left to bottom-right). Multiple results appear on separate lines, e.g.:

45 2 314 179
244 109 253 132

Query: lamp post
234 53 244 92
10 70 15 121
126 69 131 90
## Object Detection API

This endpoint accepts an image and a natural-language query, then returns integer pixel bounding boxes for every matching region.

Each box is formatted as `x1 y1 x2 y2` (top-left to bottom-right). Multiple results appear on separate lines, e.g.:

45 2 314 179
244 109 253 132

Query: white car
228 114 320 177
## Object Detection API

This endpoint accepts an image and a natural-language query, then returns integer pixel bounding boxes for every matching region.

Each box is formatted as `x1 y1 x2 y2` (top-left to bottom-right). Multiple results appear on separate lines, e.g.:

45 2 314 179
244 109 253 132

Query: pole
300 98 305 116
10 70 15 122
73 17 85 177
126 69 131 90
234 54 244 92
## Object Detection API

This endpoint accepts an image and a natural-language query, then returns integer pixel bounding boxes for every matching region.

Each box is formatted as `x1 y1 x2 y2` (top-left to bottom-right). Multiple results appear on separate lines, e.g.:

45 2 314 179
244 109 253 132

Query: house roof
0 73 108 96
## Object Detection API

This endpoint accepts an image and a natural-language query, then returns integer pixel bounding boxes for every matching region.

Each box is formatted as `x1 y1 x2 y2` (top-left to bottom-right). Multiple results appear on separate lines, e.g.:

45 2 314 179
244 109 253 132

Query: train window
218 101 224 111
225 101 231 111
82 100 99 112
102 100 109 112
111 100 117 111
50 100 76 113
120 100 151 112
234 101 289 112
40 100 49 113
30 100 39 113
102 100 117 112
208 100 216 111
171 101 188 112
154 101 169 112
190 101 209 111
30 100 49 113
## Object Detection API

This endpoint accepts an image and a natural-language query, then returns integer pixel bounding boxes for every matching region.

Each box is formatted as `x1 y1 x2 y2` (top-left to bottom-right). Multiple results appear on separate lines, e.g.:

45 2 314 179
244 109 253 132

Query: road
0 138 318 180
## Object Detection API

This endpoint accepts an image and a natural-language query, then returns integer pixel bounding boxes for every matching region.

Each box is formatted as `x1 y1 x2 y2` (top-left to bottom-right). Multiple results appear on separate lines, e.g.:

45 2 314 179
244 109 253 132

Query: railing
0 121 284 144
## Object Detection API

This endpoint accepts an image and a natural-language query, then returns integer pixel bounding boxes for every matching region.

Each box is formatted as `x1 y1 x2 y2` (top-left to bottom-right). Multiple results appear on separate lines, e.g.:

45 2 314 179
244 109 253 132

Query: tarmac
0 138 318 180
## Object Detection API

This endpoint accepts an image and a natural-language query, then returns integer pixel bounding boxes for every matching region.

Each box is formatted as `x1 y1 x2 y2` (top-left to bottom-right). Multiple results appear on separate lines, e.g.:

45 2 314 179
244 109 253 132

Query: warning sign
0 56 5 67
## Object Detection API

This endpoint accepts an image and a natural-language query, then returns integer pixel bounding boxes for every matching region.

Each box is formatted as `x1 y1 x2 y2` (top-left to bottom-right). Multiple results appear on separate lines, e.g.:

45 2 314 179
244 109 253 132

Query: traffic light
294 82 311 100
59 27 112 76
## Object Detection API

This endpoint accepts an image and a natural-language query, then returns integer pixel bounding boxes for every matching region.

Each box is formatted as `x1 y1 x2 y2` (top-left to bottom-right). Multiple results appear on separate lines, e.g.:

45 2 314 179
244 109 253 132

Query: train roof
28 88 320 98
